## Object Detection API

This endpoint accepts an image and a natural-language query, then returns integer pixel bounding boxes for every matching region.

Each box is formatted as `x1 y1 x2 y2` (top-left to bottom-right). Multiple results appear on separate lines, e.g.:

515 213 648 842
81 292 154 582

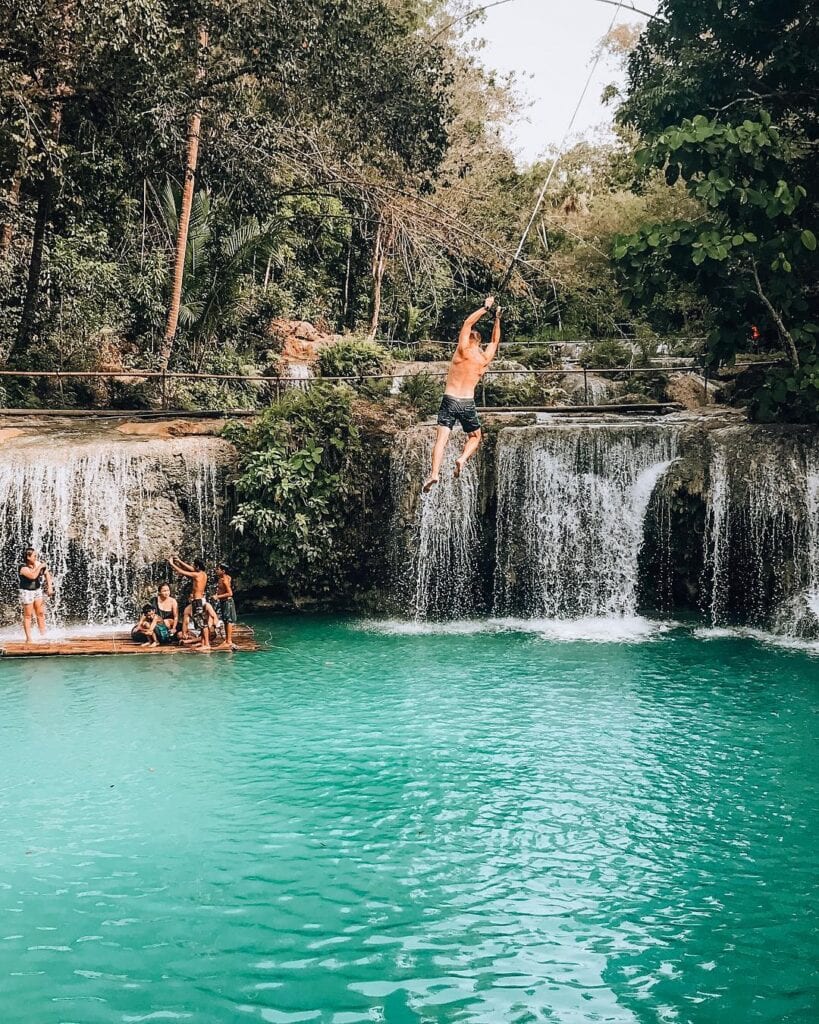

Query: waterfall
389 426 482 620
0 437 225 625
807 452 819 618
705 429 819 632
494 424 677 618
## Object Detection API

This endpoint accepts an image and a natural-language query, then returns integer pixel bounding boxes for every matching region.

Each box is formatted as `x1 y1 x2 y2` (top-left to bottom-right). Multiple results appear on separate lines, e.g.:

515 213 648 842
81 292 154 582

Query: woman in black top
18 547 54 643
152 582 179 644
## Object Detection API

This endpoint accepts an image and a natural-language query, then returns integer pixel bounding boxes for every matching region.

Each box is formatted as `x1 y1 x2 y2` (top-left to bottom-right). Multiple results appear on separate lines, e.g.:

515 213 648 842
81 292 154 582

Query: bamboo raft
0 624 259 658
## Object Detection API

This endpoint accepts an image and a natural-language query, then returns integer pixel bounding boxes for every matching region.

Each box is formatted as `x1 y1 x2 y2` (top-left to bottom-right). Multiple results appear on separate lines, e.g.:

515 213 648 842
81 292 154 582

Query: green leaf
801 229 817 251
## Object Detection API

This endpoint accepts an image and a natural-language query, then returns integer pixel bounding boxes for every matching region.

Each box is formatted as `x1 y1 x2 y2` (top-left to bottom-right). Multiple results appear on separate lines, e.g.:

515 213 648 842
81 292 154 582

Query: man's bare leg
423 426 451 492
454 429 482 478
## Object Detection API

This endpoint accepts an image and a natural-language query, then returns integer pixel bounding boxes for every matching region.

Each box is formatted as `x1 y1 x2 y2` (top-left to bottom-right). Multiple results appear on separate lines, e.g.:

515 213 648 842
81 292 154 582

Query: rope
497 0 627 293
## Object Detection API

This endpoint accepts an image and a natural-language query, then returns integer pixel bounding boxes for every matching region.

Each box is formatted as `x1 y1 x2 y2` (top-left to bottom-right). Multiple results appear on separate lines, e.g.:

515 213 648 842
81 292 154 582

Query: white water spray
494 424 678 618
390 426 482 620
0 437 224 625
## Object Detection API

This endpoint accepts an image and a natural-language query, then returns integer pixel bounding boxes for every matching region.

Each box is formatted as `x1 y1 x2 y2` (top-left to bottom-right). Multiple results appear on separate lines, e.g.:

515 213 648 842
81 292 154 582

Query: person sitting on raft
131 604 161 647
19 548 54 643
214 563 237 651
153 582 179 640
179 597 219 650
423 295 501 493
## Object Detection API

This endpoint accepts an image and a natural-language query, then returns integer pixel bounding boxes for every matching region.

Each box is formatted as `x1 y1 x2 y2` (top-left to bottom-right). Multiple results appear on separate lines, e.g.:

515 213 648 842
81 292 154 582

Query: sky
465 0 659 164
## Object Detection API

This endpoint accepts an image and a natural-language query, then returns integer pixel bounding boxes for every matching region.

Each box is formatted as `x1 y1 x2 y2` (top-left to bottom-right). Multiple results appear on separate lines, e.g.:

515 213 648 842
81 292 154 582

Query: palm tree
156 179 287 368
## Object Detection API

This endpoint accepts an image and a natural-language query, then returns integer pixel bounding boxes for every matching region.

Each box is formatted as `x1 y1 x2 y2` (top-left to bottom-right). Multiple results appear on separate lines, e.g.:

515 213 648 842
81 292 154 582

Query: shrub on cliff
225 383 393 600
579 339 632 370
399 372 440 416
317 339 392 382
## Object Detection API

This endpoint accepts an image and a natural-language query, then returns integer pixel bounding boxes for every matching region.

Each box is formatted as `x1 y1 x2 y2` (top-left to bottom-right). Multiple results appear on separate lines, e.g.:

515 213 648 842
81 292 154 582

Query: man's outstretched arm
482 309 502 365
457 295 495 350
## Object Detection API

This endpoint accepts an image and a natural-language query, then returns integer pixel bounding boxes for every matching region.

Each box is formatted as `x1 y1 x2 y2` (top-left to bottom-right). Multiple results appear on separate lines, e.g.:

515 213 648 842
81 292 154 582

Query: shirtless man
169 556 211 649
214 563 237 651
180 598 219 649
423 295 501 492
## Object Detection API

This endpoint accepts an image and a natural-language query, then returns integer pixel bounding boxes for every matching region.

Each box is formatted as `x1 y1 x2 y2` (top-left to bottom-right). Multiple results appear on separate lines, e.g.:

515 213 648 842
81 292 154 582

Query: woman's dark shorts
437 395 481 434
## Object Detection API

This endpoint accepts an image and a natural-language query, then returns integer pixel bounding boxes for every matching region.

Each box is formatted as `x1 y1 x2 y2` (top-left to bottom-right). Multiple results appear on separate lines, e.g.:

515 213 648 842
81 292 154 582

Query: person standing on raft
423 295 501 492
18 547 54 643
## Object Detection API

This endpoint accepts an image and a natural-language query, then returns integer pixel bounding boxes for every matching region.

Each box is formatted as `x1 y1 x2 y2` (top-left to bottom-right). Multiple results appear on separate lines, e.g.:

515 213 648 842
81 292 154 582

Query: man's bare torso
445 343 488 399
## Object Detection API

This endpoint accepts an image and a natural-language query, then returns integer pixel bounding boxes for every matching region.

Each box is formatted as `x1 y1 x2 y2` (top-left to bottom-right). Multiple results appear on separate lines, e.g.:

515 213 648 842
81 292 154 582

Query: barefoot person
153 582 179 641
169 556 211 649
423 296 501 492
131 604 160 647
180 597 219 650
214 563 238 651
18 548 54 643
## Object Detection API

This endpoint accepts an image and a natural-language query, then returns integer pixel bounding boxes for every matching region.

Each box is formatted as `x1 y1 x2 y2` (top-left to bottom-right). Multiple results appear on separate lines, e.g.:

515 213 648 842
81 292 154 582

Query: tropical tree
614 0 819 420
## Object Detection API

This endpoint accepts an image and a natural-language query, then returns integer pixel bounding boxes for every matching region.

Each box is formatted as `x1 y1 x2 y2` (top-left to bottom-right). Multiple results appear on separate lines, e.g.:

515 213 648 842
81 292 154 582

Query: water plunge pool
0 616 816 1022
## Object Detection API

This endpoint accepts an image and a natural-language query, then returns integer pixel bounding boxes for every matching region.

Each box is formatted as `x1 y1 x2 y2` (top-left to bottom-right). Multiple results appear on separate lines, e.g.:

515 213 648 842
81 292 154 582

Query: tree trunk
8 104 63 366
159 26 208 372
368 215 391 339
0 170 22 253
751 260 800 370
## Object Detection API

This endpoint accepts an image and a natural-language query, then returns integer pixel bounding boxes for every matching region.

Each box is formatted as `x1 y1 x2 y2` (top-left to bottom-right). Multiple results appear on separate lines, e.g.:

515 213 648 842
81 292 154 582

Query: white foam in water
491 616 672 643
494 424 678 619
0 622 122 643
358 615 672 643
693 625 819 655
357 619 492 636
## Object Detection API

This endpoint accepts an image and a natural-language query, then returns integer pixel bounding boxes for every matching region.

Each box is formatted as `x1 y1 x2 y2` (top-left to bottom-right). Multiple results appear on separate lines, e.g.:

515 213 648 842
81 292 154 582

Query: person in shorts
423 296 502 492
214 563 238 650
131 604 161 647
18 548 54 643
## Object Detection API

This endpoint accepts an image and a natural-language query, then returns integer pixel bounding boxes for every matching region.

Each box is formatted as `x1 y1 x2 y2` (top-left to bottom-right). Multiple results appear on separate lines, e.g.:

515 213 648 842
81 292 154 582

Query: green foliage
398 371 440 416
613 111 818 420
317 339 392 381
580 339 632 369
227 384 366 590
615 1 819 421
413 342 450 362
481 372 543 407
509 346 558 370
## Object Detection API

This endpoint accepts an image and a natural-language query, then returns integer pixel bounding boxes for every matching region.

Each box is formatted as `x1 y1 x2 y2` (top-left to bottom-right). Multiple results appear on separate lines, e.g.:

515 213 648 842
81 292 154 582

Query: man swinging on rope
423 295 501 492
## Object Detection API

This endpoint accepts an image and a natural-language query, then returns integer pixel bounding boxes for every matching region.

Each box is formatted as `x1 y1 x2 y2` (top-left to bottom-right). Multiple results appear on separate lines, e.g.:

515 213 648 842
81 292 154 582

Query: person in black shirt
18 548 54 643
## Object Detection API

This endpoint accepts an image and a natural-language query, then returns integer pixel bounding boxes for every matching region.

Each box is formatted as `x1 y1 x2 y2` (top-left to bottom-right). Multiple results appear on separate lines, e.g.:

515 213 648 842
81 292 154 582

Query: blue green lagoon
1 617 817 1023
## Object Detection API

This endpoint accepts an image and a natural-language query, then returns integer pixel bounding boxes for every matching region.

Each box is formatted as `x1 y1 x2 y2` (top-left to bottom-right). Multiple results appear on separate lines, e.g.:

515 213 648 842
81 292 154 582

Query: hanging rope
496 0 627 292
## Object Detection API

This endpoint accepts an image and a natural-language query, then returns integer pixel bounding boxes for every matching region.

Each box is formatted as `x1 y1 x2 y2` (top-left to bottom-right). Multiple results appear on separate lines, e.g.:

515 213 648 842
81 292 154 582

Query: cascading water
389 426 482 620
807 451 819 619
0 436 226 625
494 424 678 619
705 429 819 633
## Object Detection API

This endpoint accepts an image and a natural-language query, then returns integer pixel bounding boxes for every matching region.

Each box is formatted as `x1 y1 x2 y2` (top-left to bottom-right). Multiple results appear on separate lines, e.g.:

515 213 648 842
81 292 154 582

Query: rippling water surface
0 617 817 1023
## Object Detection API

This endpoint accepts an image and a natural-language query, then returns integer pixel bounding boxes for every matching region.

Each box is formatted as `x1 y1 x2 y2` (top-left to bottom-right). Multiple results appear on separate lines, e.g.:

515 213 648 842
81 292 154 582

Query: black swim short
219 598 237 624
436 394 481 434
191 598 205 631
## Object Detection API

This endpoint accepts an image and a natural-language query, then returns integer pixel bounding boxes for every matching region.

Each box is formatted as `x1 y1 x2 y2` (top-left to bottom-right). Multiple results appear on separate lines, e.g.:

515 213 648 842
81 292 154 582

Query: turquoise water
0 617 817 1024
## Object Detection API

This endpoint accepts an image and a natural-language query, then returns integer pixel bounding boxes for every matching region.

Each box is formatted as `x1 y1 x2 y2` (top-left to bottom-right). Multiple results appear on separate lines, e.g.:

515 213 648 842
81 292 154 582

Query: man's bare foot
422 476 438 493
454 458 465 479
